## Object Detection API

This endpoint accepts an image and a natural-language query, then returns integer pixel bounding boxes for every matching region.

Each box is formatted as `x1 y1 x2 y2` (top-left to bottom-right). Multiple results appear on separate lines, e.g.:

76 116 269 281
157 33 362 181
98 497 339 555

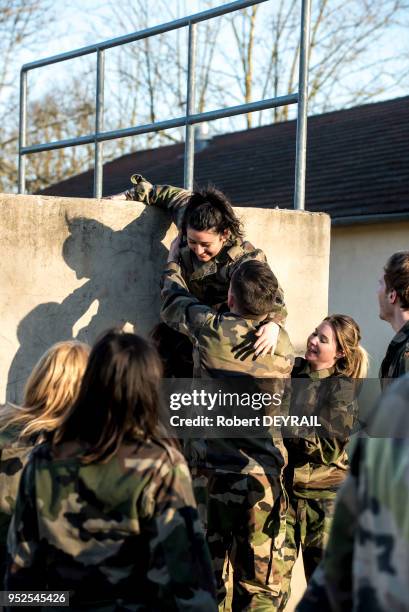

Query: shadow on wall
6 207 171 403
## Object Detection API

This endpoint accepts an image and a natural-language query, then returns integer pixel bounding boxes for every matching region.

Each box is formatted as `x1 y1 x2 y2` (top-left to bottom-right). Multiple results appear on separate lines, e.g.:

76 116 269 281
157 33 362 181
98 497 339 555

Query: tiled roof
39 96 409 220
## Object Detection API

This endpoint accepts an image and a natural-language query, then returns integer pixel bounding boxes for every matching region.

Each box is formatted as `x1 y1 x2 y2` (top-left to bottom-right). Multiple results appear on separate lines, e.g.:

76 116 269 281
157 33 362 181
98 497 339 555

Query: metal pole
21 94 298 155
18 71 27 194
294 0 311 210
94 49 105 198
184 22 197 190
21 0 268 71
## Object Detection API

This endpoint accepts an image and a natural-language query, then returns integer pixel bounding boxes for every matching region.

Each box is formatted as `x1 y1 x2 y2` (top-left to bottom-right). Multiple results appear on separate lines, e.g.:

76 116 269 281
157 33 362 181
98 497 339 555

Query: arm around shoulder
160 262 215 340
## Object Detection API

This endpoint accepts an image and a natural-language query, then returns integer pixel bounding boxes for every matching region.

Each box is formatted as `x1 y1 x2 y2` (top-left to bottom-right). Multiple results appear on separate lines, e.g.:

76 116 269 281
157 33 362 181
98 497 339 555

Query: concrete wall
329 221 409 377
0 194 330 402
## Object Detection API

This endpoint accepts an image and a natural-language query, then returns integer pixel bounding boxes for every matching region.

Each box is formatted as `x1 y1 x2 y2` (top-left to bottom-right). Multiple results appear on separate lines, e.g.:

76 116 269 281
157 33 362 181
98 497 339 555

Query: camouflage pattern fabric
284 496 336 584
126 174 287 322
280 359 359 603
285 359 359 497
6 439 217 611
191 467 288 611
161 262 293 380
379 320 409 390
297 374 409 611
0 424 33 580
160 262 294 610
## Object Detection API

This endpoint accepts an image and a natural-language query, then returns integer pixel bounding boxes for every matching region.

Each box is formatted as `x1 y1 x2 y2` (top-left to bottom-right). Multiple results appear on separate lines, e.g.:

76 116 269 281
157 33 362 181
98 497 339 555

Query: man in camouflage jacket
297 373 409 611
161 255 294 610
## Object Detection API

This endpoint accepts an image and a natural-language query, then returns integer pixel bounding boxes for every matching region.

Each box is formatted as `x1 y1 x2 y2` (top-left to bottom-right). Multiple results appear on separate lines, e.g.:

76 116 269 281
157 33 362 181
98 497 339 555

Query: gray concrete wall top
0 194 330 402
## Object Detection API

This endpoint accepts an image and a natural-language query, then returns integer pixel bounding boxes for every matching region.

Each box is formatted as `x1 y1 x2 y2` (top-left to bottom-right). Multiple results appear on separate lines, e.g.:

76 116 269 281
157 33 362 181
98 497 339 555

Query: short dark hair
53 329 163 463
384 251 409 310
230 260 278 316
181 186 243 239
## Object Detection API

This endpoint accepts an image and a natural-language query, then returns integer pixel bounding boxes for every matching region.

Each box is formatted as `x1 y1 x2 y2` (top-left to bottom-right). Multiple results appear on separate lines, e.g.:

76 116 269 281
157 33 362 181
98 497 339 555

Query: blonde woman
0 340 89 574
281 315 368 602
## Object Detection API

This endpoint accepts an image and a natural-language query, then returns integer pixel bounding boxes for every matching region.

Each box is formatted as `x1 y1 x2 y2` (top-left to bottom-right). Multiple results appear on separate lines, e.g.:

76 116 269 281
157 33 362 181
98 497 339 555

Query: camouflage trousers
280 495 336 608
190 467 287 611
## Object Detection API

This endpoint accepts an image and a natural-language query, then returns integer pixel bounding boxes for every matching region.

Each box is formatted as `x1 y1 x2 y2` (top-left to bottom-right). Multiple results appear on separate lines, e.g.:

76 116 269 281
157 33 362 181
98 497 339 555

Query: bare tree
0 0 56 192
0 0 53 104
5 0 407 193
225 0 408 125
25 78 95 193
90 0 223 156
0 74 95 194
231 5 259 128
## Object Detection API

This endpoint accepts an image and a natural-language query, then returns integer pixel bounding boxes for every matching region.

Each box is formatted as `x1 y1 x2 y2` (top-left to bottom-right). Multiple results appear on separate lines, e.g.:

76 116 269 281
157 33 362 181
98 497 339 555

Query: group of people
0 174 408 611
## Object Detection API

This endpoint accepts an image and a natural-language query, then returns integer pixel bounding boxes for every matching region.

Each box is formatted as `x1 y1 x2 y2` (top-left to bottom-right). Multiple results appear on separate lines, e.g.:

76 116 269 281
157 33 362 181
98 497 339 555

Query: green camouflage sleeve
0 446 32 569
6 458 46 591
141 451 217 609
161 262 215 341
286 377 359 472
127 174 190 229
296 442 360 611
230 245 287 324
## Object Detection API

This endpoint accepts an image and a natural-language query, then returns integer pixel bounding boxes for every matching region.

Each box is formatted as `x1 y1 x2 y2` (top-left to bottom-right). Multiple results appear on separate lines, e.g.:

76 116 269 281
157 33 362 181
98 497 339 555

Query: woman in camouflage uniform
0 340 90 578
281 315 368 601
109 175 287 375
6 329 217 611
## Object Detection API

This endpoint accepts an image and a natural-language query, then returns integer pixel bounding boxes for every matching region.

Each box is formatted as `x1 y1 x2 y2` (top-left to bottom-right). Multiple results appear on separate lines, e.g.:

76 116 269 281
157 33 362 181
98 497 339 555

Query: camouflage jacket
297 374 409 611
379 320 409 390
126 174 287 320
0 424 34 578
285 358 359 499
6 439 217 611
161 262 294 474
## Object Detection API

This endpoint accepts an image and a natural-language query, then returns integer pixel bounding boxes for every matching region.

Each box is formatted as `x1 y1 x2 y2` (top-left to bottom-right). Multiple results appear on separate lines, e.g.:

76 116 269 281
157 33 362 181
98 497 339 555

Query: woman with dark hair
108 175 287 375
280 315 368 604
6 329 217 611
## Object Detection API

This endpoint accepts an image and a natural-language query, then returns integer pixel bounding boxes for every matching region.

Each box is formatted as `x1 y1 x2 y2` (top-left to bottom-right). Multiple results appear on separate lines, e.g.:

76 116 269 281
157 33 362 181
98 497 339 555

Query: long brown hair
53 329 164 464
0 341 90 441
324 314 368 378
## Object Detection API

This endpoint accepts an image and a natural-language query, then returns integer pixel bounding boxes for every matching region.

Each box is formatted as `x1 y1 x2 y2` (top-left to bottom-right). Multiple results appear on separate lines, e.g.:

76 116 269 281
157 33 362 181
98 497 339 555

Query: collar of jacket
297 358 335 380
182 238 244 280
390 320 409 346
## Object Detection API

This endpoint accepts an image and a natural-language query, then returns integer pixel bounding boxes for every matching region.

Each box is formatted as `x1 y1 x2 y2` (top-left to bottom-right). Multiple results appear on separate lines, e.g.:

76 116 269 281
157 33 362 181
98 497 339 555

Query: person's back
9 437 213 610
161 258 294 470
6 330 216 611
297 373 409 611
161 259 294 610
161 258 293 380
194 309 293 379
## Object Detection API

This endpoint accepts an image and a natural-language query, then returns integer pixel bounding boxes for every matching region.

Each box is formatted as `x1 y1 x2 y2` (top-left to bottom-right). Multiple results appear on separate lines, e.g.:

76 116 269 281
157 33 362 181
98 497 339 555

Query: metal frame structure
18 0 311 208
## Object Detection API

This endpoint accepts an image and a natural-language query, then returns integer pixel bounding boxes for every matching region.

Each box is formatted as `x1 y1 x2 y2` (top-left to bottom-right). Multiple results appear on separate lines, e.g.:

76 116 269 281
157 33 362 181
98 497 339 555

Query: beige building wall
0 194 330 403
329 221 409 377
